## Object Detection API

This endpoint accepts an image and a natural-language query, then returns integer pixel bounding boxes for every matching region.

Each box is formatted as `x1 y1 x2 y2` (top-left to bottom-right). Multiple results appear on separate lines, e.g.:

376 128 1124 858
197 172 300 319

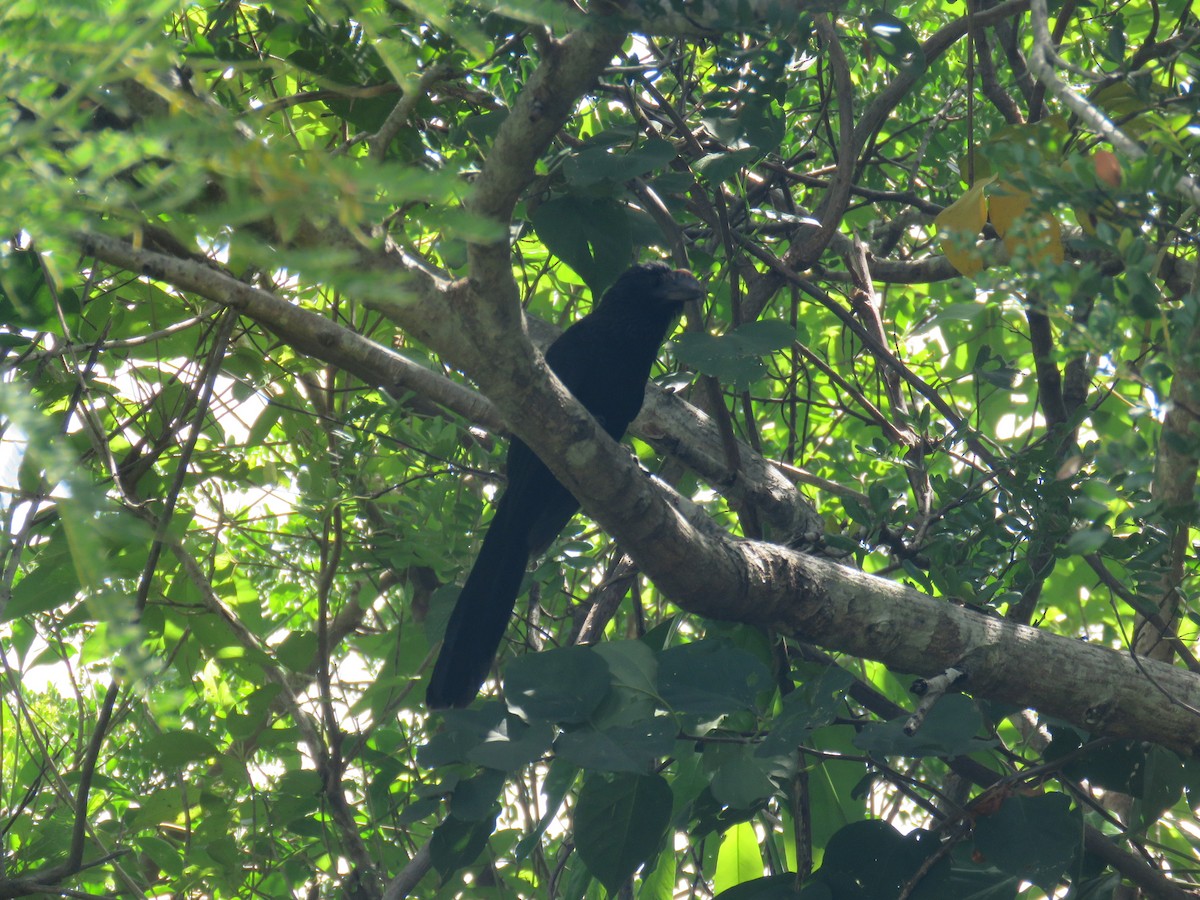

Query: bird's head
600 262 705 314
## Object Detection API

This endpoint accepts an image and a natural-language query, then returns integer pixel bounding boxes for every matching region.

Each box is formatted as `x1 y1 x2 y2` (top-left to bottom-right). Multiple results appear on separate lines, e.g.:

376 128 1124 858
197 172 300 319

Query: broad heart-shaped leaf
575 772 672 894
816 821 959 898
973 793 1080 892
530 195 633 297
504 645 611 723
852 694 995 757
555 717 677 773
674 319 795 389
933 177 992 277
656 639 772 716
564 137 677 188
430 810 499 878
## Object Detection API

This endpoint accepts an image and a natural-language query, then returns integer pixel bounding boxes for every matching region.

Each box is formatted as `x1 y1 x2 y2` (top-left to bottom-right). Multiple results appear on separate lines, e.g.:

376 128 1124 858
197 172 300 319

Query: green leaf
852 695 995 757
708 743 782 809
640 848 677 900
1129 745 1186 830
4 536 81 622
530 195 634 296
555 718 676 773
657 640 771 716
694 146 763 184
129 788 186 831
816 821 948 897
564 138 678 188
757 665 854 757
418 703 507 767
140 835 185 878
145 730 221 767
0 247 57 331
449 768 506 821
465 714 554 771
275 630 317 671
1065 526 1112 555
973 793 1080 892
575 772 672 894
593 639 658 697
504 645 611 723
674 320 794 388
714 821 764 895
714 874 815 898
430 811 499 878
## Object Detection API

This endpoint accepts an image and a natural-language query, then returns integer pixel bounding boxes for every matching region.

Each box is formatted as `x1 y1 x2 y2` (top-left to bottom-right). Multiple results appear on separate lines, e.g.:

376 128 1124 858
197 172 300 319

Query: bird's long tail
426 498 530 709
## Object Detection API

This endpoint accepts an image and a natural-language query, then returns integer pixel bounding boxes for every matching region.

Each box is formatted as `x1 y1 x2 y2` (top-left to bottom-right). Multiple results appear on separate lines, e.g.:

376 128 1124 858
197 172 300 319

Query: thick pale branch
72 0 1200 758
1026 0 1200 209
637 385 824 543
85 232 1200 757
455 11 632 414
74 233 819 541
469 20 628 226
474 338 1200 754
74 232 499 428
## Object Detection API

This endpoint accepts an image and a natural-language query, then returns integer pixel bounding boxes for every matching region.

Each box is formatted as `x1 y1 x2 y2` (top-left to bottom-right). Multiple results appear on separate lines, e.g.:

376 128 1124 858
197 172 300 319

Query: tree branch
450 300 1200 755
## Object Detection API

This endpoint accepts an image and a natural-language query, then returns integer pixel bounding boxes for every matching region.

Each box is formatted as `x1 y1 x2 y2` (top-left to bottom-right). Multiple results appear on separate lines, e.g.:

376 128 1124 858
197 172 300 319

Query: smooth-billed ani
426 262 704 709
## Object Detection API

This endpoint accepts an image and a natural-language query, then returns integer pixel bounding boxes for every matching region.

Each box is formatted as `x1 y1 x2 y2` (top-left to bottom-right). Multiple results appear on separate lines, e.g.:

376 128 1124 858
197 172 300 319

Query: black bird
426 262 704 709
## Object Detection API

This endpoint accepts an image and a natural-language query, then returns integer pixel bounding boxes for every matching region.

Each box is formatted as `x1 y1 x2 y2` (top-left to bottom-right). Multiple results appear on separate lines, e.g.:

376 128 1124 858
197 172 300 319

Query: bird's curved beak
663 268 705 303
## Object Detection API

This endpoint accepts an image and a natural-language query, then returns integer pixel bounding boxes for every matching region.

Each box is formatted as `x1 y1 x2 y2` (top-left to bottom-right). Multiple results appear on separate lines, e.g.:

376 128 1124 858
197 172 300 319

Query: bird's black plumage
426 263 704 709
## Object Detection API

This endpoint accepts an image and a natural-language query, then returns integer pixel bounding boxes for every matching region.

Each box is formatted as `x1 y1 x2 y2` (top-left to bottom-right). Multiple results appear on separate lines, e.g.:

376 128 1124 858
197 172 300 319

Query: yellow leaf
934 177 992 277
1003 215 1065 269
987 181 1030 238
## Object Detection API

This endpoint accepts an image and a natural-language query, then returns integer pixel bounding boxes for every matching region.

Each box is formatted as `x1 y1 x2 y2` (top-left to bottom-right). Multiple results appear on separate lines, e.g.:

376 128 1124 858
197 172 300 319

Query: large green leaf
575 771 672 894
852 695 995 758
674 320 795 389
815 821 950 898
530 195 634 296
656 639 772 716
504 645 611 723
973 793 1080 892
